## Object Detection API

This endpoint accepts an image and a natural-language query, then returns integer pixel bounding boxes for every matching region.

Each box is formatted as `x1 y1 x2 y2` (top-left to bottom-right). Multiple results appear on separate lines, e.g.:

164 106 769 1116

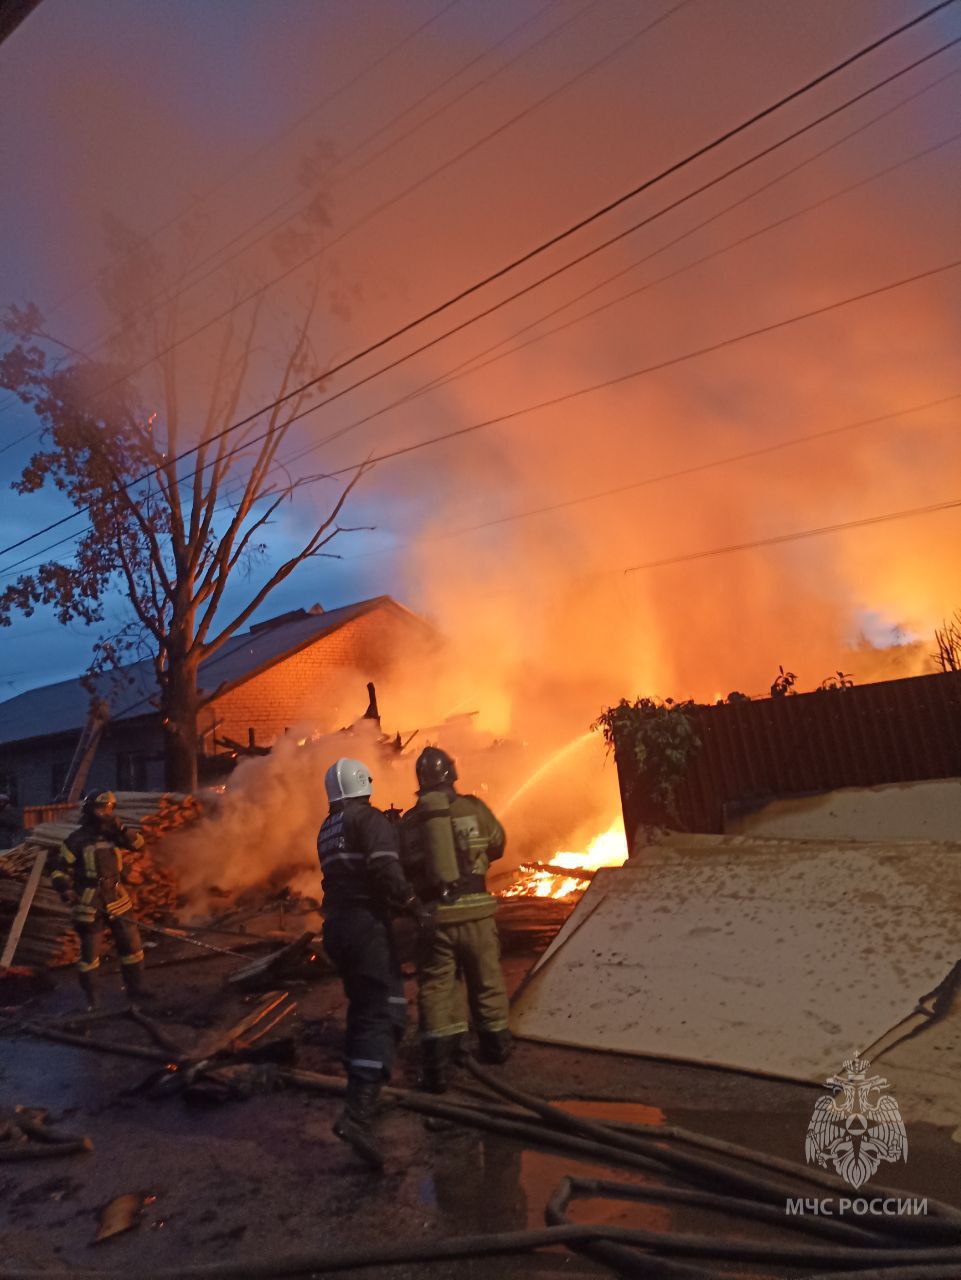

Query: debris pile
21 991 298 1099
0 1105 93 1161
0 792 201 969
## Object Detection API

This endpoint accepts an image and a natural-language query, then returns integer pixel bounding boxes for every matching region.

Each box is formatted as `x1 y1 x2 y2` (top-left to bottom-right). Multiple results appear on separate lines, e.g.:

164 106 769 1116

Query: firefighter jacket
401 789 505 924
51 818 145 924
318 797 416 917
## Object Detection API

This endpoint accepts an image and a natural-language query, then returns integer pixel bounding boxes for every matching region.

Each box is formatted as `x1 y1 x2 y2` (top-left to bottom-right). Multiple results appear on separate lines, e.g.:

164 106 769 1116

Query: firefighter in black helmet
50 791 148 1009
400 747 511 1092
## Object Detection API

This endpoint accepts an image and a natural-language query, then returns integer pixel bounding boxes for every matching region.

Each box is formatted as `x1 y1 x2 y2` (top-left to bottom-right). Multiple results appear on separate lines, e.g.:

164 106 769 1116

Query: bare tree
933 611 961 673
0 214 367 790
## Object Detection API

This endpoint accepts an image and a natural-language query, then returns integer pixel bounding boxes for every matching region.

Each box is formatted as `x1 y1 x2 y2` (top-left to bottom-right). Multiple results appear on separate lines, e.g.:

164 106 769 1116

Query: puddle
517 1100 794 1278
425 1096 956 1279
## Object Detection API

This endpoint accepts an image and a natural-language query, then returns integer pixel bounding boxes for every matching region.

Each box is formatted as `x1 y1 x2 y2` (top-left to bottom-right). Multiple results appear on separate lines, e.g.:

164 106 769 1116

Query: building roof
0 596 421 747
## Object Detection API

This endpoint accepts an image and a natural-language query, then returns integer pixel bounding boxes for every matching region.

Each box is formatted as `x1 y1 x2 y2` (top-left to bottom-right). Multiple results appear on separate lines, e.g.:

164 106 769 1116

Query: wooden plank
0 849 48 969
191 991 290 1060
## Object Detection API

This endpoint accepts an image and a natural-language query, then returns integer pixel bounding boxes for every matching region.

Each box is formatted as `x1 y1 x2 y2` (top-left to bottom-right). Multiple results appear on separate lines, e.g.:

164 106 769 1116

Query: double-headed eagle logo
805 1054 908 1189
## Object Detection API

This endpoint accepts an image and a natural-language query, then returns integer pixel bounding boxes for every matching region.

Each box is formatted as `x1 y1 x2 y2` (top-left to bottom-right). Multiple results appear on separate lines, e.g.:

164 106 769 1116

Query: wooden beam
0 848 48 969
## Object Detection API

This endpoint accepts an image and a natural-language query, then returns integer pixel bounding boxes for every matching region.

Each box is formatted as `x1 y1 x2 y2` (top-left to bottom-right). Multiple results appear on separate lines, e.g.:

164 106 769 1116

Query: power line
65 0 957 432
11 251 951 584
419 484 961 601
0 425 39 459
621 493 961 574
1 1 955 560
13 90 957 577
0 0 466 420
0 0 694 452
10 377 959 583
347 393 961 554
374 61 961 418
0 527 87 576
131 26 961 501
3 253 959 583
0 0 586 441
282 256 961 486
269 101 961 483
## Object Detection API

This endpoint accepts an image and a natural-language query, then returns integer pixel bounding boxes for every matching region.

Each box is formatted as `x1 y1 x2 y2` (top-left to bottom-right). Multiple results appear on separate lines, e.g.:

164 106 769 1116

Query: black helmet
415 746 457 791
82 790 117 822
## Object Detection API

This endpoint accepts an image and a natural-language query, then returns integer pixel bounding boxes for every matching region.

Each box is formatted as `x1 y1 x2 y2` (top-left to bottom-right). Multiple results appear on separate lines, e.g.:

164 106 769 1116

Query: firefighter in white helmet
317 757 430 1169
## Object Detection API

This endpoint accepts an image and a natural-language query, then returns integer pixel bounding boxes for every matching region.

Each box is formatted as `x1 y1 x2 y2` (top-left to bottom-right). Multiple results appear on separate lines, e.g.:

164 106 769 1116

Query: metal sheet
511 838 961 1082
724 779 961 843
616 670 961 835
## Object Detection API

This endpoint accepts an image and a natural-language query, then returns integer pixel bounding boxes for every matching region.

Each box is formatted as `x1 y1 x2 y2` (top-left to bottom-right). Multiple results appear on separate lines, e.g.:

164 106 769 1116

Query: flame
501 820 628 900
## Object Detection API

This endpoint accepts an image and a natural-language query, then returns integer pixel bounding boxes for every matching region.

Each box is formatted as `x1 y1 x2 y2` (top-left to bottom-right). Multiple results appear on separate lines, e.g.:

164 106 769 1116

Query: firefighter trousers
75 910 144 974
322 906 406 1083
418 914 509 1043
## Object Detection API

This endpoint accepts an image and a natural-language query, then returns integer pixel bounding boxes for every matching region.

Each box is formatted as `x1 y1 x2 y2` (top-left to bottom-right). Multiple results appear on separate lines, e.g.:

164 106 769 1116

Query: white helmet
325 757 373 803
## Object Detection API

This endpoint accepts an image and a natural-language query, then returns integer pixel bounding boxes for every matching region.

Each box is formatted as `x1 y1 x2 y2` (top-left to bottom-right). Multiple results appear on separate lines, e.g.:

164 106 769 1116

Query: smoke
6 2 961 898
169 717 381 912
170 668 620 912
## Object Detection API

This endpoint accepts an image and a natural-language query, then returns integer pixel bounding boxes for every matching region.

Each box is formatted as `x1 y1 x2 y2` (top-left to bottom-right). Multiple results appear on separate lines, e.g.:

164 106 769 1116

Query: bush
593 697 701 822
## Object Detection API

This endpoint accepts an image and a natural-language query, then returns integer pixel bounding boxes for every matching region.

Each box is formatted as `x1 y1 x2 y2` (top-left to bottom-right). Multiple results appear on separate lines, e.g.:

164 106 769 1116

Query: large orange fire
501 819 628 900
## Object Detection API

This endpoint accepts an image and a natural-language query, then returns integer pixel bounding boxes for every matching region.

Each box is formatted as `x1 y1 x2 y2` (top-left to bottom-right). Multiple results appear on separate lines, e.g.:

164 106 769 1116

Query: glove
407 897 434 936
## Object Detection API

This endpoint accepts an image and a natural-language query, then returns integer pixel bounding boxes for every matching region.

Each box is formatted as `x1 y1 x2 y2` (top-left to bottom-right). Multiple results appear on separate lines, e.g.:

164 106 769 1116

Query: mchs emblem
805 1055 908 1189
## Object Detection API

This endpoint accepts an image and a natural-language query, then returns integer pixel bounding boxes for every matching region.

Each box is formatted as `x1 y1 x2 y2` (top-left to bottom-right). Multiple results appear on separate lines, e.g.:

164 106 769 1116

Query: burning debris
500 821 628 900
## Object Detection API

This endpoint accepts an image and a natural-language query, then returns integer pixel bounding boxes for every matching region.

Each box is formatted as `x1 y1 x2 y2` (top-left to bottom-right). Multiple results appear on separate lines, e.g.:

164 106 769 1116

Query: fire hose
2 1060 959 1278
136 920 251 958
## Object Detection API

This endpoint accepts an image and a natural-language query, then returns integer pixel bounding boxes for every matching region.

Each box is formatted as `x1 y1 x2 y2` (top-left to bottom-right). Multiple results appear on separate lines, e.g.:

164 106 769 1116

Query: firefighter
401 747 511 1093
50 791 148 1009
318 756 430 1170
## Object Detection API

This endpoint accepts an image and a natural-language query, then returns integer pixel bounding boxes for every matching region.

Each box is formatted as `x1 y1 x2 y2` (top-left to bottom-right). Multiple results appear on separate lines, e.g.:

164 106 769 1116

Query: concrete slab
511 837 961 1085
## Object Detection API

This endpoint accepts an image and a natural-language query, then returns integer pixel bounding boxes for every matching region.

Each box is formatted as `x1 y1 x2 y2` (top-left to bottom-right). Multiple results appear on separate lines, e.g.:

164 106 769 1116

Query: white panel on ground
724 777 961 843
511 838 961 1083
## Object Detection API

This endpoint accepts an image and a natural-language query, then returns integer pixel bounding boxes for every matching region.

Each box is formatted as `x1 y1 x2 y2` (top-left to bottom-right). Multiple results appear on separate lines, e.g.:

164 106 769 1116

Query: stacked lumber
0 878 77 968
495 895 575 954
0 792 202 968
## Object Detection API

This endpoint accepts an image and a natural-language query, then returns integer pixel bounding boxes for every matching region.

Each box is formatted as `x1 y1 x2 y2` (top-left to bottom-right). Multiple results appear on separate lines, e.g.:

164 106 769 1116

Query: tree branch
200 464 368 658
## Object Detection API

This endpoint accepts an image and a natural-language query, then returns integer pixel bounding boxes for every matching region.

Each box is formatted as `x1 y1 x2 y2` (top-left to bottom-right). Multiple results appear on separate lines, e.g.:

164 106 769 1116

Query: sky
1 0 960 738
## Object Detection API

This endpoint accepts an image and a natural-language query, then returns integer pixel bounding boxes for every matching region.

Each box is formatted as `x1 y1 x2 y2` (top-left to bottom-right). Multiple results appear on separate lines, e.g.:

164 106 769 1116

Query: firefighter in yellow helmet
50 791 148 1009
400 747 511 1092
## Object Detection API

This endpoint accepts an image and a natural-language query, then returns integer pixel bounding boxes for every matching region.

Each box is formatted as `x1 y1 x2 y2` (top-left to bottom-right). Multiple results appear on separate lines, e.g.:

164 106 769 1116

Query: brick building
0 595 433 809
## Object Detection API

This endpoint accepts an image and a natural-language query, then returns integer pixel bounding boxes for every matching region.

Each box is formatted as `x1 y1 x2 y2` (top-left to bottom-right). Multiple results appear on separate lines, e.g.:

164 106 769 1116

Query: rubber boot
78 970 98 1012
332 1078 384 1170
478 1027 513 1065
121 962 149 1002
417 1037 451 1094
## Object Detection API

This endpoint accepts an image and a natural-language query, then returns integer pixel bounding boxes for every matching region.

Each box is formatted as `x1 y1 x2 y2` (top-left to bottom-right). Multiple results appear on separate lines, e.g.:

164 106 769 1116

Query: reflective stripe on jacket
51 819 144 922
318 798 414 916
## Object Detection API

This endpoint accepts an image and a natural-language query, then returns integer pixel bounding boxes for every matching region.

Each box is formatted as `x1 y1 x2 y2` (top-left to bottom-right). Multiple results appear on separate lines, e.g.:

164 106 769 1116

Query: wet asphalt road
1 940 959 1279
